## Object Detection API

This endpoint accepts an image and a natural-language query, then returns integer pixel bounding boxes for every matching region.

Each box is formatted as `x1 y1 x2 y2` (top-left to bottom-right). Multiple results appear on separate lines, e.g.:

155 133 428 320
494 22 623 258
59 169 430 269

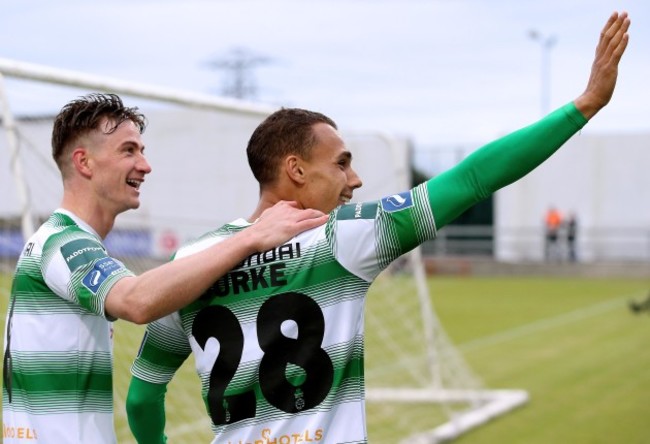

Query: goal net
0 57 527 443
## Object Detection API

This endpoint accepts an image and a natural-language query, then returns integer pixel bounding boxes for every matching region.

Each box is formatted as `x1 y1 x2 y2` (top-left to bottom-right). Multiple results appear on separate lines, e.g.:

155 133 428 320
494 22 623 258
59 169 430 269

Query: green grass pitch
1 272 649 443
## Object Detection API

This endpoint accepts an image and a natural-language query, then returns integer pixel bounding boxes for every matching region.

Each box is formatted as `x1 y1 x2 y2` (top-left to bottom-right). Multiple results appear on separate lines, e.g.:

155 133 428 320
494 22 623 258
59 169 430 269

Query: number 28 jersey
131 183 436 444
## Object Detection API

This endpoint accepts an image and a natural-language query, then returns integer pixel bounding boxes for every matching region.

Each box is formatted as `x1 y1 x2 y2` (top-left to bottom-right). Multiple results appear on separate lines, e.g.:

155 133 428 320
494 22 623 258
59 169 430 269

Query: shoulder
334 201 379 221
173 224 236 260
36 213 104 262
333 189 418 223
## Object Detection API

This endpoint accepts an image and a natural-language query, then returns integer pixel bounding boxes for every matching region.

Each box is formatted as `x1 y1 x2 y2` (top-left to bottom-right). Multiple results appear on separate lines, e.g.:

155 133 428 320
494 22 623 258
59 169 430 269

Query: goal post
0 57 528 443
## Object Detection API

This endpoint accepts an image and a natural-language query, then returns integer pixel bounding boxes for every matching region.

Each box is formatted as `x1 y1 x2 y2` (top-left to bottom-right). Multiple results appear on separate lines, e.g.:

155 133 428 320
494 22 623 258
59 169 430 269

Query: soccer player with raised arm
126 12 630 444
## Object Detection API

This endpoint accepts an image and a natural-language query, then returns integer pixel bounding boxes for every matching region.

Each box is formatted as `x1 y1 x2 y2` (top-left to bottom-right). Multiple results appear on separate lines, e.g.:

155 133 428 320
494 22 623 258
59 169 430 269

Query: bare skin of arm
105 200 327 324
573 11 630 120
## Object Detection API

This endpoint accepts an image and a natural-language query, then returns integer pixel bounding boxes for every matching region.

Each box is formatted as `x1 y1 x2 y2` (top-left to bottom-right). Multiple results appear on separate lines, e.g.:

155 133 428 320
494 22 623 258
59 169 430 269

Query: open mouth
126 179 142 190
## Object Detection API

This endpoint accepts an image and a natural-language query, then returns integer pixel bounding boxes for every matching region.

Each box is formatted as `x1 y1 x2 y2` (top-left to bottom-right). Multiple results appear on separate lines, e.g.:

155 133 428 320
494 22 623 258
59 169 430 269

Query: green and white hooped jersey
2 209 134 444
132 183 436 444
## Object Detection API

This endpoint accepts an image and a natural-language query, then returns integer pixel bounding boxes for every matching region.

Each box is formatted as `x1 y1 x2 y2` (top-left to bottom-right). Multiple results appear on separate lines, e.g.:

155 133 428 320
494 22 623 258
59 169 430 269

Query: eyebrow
121 140 145 152
340 151 352 161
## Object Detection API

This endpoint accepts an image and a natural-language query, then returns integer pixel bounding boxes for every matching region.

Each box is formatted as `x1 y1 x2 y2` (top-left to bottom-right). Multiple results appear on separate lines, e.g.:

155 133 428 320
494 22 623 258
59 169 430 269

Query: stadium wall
495 132 650 262
2 113 648 262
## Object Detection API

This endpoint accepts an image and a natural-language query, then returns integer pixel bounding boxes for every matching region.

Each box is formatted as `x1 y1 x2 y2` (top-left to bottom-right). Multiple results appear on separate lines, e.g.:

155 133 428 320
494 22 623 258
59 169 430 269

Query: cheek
309 170 343 194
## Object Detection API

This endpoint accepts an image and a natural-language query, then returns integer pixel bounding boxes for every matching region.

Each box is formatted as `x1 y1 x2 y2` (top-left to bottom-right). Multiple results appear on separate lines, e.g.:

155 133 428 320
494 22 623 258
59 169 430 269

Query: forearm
108 229 257 323
428 102 587 228
107 201 327 323
127 376 169 444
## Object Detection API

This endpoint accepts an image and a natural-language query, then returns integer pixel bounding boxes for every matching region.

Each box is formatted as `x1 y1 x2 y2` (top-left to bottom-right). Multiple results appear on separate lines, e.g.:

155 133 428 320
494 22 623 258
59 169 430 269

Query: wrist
232 228 262 256
573 92 606 121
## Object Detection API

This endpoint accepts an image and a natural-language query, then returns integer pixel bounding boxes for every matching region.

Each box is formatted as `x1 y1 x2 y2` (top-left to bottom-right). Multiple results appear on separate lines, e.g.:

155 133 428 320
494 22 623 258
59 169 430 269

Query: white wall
5 110 647 262
495 132 650 261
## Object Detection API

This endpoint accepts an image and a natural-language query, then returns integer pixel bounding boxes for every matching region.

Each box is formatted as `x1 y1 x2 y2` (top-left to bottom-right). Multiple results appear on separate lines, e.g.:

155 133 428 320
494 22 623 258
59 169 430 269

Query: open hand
574 11 630 119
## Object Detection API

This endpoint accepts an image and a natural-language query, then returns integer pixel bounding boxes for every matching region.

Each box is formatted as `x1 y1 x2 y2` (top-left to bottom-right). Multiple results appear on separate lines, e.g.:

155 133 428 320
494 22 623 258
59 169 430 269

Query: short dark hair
51 93 147 171
247 108 337 186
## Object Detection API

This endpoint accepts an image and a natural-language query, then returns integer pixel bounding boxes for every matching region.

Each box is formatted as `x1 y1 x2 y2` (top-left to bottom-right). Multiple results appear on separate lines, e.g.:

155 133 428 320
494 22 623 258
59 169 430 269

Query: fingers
259 200 299 216
295 213 329 231
298 208 327 220
611 14 631 59
261 200 326 222
249 203 327 251
256 201 326 231
600 12 630 61
277 200 300 209
599 12 620 46
573 11 630 119
280 206 327 230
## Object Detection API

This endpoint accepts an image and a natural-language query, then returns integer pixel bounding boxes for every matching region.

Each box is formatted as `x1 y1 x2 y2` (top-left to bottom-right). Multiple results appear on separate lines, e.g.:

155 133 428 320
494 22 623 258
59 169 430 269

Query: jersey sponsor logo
336 201 378 220
90 270 102 286
82 257 122 293
3 423 38 440
380 191 413 212
60 238 106 272
250 427 324 443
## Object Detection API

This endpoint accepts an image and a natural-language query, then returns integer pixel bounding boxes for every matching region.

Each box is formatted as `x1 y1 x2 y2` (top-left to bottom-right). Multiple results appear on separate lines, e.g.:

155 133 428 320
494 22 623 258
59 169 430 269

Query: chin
126 200 141 211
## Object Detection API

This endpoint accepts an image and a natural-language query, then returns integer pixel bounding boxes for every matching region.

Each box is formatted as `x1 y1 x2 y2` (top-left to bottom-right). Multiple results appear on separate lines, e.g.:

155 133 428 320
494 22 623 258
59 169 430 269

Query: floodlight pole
528 30 557 116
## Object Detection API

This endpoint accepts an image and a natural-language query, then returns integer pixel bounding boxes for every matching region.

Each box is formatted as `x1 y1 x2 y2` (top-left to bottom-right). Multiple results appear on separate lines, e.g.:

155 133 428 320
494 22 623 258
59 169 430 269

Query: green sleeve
427 102 587 228
126 376 169 444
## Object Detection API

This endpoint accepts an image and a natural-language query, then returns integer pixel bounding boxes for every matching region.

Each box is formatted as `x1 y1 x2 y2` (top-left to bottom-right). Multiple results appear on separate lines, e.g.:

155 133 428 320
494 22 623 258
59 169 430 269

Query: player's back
177 217 370 443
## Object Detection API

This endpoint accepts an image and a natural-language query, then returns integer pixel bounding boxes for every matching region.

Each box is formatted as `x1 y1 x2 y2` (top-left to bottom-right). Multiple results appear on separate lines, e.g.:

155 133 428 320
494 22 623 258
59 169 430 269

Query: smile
126 179 142 190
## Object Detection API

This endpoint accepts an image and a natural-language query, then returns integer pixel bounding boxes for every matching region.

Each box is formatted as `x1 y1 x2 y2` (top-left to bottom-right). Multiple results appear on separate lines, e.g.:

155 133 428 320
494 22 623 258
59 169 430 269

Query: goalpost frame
0 57 275 117
0 72 35 240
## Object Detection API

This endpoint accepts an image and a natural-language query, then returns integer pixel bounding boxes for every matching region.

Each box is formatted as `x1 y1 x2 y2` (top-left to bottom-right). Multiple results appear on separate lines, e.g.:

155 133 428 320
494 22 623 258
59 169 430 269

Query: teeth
127 179 140 189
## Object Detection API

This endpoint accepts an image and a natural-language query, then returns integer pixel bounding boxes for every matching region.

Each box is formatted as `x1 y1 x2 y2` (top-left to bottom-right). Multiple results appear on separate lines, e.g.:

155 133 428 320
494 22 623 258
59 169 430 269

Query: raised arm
106 201 327 324
427 11 630 229
574 11 630 119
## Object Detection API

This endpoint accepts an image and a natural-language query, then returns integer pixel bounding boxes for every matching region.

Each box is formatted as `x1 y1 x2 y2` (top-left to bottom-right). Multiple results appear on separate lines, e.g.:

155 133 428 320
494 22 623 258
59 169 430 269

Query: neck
60 193 116 239
249 189 302 222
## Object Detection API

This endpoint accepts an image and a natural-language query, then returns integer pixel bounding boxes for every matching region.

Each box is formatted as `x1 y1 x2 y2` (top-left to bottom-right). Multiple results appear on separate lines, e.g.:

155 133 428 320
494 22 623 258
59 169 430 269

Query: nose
349 168 363 190
137 154 152 174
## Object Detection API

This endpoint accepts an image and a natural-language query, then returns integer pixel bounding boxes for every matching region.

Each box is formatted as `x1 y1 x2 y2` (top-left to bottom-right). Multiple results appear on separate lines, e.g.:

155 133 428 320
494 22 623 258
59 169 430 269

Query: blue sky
1 0 648 147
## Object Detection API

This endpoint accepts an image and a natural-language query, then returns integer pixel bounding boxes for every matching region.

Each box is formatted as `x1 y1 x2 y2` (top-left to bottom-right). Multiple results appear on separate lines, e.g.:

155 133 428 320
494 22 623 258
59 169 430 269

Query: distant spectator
566 212 578 262
545 206 563 261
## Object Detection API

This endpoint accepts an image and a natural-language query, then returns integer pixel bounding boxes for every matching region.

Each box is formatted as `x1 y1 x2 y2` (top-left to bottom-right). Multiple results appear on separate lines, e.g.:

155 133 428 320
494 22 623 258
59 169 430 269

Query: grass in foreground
429 276 650 444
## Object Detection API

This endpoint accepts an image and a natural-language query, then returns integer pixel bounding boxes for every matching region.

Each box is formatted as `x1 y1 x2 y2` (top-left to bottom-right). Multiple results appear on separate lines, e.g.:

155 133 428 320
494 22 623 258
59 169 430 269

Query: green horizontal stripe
12 370 112 393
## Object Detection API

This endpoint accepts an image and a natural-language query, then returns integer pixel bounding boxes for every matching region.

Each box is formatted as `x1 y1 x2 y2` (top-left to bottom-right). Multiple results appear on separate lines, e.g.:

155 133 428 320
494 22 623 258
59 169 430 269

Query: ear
285 155 307 185
71 147 93 179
